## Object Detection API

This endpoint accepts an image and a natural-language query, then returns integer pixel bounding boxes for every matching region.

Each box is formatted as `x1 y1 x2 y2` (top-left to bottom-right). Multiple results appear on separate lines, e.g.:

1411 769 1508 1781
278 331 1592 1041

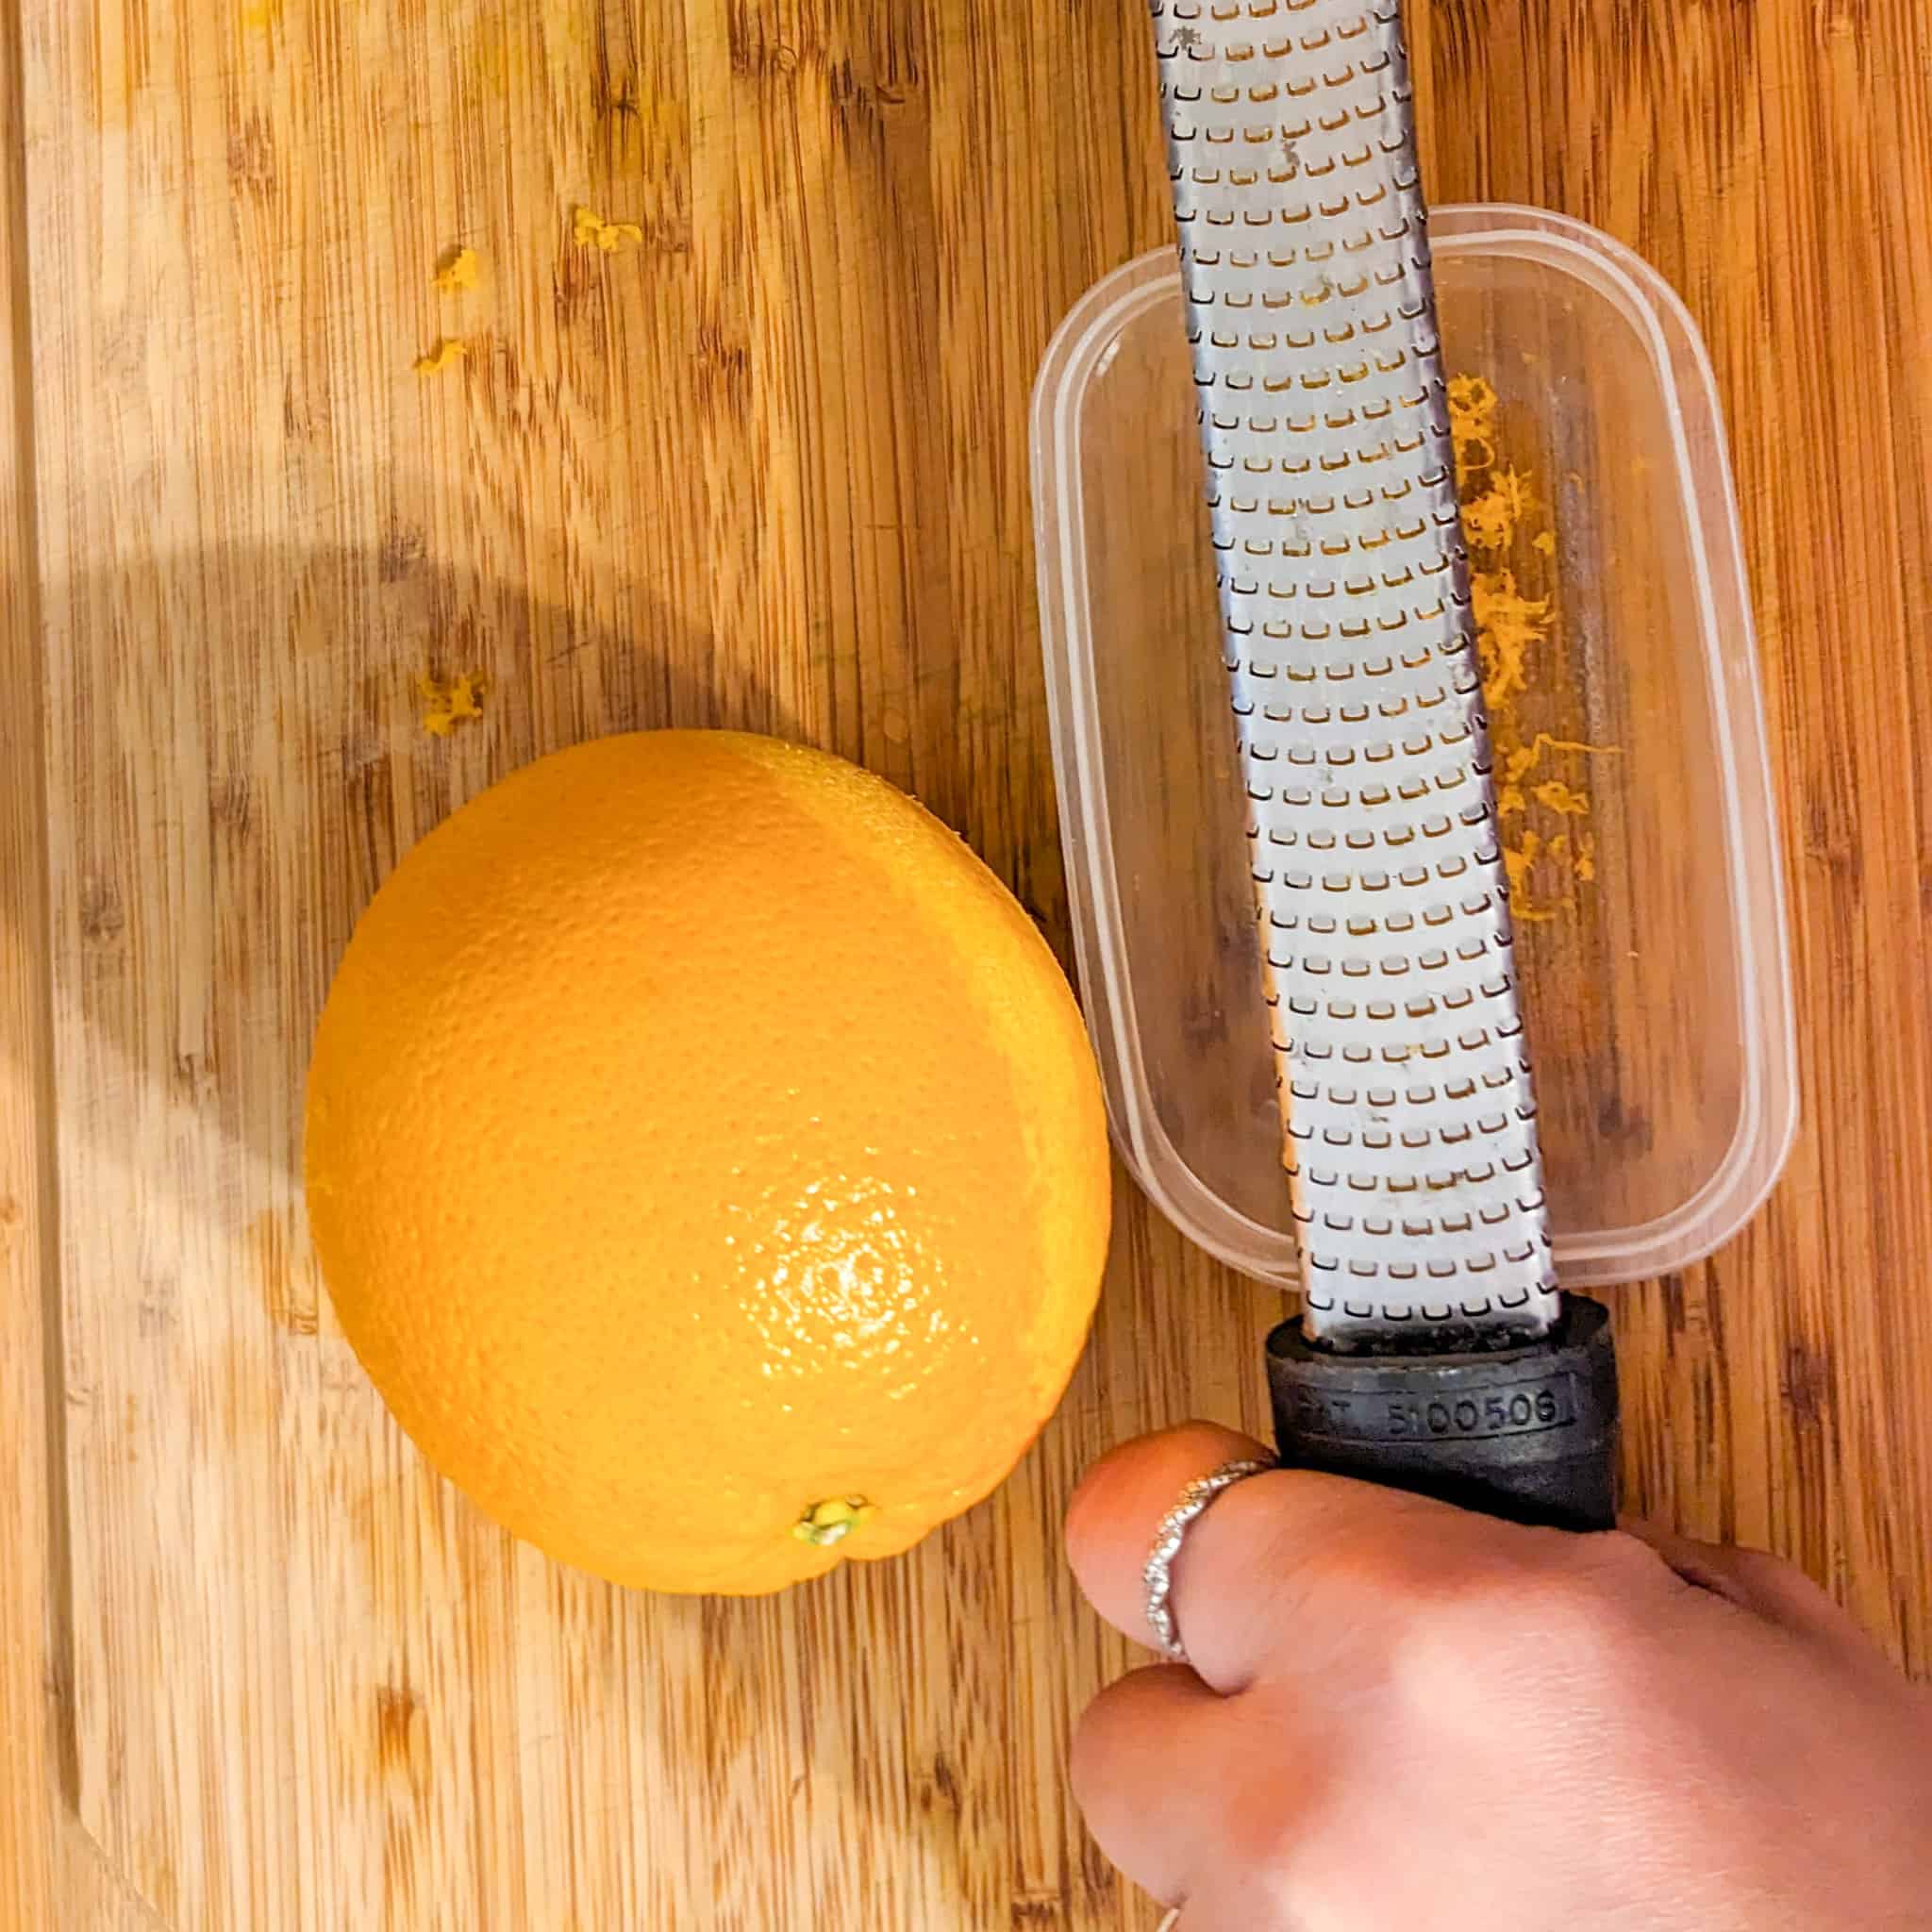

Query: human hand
1066 1424 1932 1930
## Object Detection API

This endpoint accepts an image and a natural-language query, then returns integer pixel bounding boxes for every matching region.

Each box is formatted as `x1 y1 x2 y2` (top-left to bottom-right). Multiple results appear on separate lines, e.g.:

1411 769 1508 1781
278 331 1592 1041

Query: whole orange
304 731 1112 1593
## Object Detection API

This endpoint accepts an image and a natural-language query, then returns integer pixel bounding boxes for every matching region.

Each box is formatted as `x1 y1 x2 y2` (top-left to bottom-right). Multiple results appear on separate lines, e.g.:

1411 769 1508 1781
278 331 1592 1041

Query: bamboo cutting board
3 1 1930 1928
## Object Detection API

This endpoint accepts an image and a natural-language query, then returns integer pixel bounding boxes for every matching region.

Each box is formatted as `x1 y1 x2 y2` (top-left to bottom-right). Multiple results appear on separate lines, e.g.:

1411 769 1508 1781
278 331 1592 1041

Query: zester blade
1150 0 1557 1351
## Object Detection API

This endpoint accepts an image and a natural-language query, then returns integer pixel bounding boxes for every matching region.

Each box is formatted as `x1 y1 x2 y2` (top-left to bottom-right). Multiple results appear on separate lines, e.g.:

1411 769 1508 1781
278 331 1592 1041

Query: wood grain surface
2 1 1928 1926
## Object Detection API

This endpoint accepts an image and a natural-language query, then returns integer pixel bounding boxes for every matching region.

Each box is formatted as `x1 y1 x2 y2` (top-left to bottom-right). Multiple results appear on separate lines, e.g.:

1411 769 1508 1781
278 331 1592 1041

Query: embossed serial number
1291 1378 1576 1444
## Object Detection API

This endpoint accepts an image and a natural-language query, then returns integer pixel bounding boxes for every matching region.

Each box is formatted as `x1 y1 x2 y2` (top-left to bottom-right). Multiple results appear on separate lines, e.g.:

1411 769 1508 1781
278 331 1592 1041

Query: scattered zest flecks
1448 374 1617 923
573 206 645 255
432 245 480 293
413 338 469 376
419 672 487 738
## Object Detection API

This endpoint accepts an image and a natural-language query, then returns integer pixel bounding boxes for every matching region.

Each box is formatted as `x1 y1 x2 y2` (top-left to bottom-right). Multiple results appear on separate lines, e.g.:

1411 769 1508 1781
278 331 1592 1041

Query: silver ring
1143 1457 1274 1663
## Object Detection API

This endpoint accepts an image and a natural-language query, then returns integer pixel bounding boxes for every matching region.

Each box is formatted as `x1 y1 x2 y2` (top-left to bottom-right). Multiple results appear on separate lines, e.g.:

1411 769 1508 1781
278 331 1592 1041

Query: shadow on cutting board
33 539 1214 1928
37 536 778 1854
42 535 794 1202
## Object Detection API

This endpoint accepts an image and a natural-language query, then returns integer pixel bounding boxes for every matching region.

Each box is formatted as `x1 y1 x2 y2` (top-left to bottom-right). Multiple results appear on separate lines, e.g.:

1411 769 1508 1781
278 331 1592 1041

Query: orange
304 731 1112 1593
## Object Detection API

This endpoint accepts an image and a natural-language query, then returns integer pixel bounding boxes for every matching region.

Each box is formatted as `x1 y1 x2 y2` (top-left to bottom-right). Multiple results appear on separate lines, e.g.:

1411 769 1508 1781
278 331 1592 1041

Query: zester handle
1267 1292 1621 1530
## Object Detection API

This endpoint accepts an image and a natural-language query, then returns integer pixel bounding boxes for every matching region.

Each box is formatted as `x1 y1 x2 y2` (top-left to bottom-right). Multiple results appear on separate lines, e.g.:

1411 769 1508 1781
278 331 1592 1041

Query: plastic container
1032 205 1797 1290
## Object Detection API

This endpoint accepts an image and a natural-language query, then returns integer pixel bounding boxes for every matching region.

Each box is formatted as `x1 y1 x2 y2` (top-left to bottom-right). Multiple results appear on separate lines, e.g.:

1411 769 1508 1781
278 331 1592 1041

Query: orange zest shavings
432 245 480 293
572 206 645 254
413 338 469 376
1449 373 1617 922
418 672 487 737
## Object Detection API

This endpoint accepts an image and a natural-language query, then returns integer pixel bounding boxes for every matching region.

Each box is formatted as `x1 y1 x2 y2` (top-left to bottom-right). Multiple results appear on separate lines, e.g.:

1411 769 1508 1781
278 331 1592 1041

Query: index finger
1063 1422 1476 1690
1065 1423 1271 1650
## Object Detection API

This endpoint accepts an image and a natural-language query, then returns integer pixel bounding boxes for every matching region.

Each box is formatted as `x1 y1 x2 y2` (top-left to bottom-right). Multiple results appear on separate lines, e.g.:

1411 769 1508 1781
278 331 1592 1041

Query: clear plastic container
1032 205 1797 1290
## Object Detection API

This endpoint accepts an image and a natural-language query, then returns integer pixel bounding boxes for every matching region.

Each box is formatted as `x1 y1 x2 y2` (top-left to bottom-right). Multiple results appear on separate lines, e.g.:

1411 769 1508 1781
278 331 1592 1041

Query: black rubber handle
1266 1294 1620 1532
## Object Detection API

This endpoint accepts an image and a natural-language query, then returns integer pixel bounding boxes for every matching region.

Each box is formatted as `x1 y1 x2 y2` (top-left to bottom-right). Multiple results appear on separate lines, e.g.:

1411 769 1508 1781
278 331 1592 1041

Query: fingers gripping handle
1267 1295 1620 1533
